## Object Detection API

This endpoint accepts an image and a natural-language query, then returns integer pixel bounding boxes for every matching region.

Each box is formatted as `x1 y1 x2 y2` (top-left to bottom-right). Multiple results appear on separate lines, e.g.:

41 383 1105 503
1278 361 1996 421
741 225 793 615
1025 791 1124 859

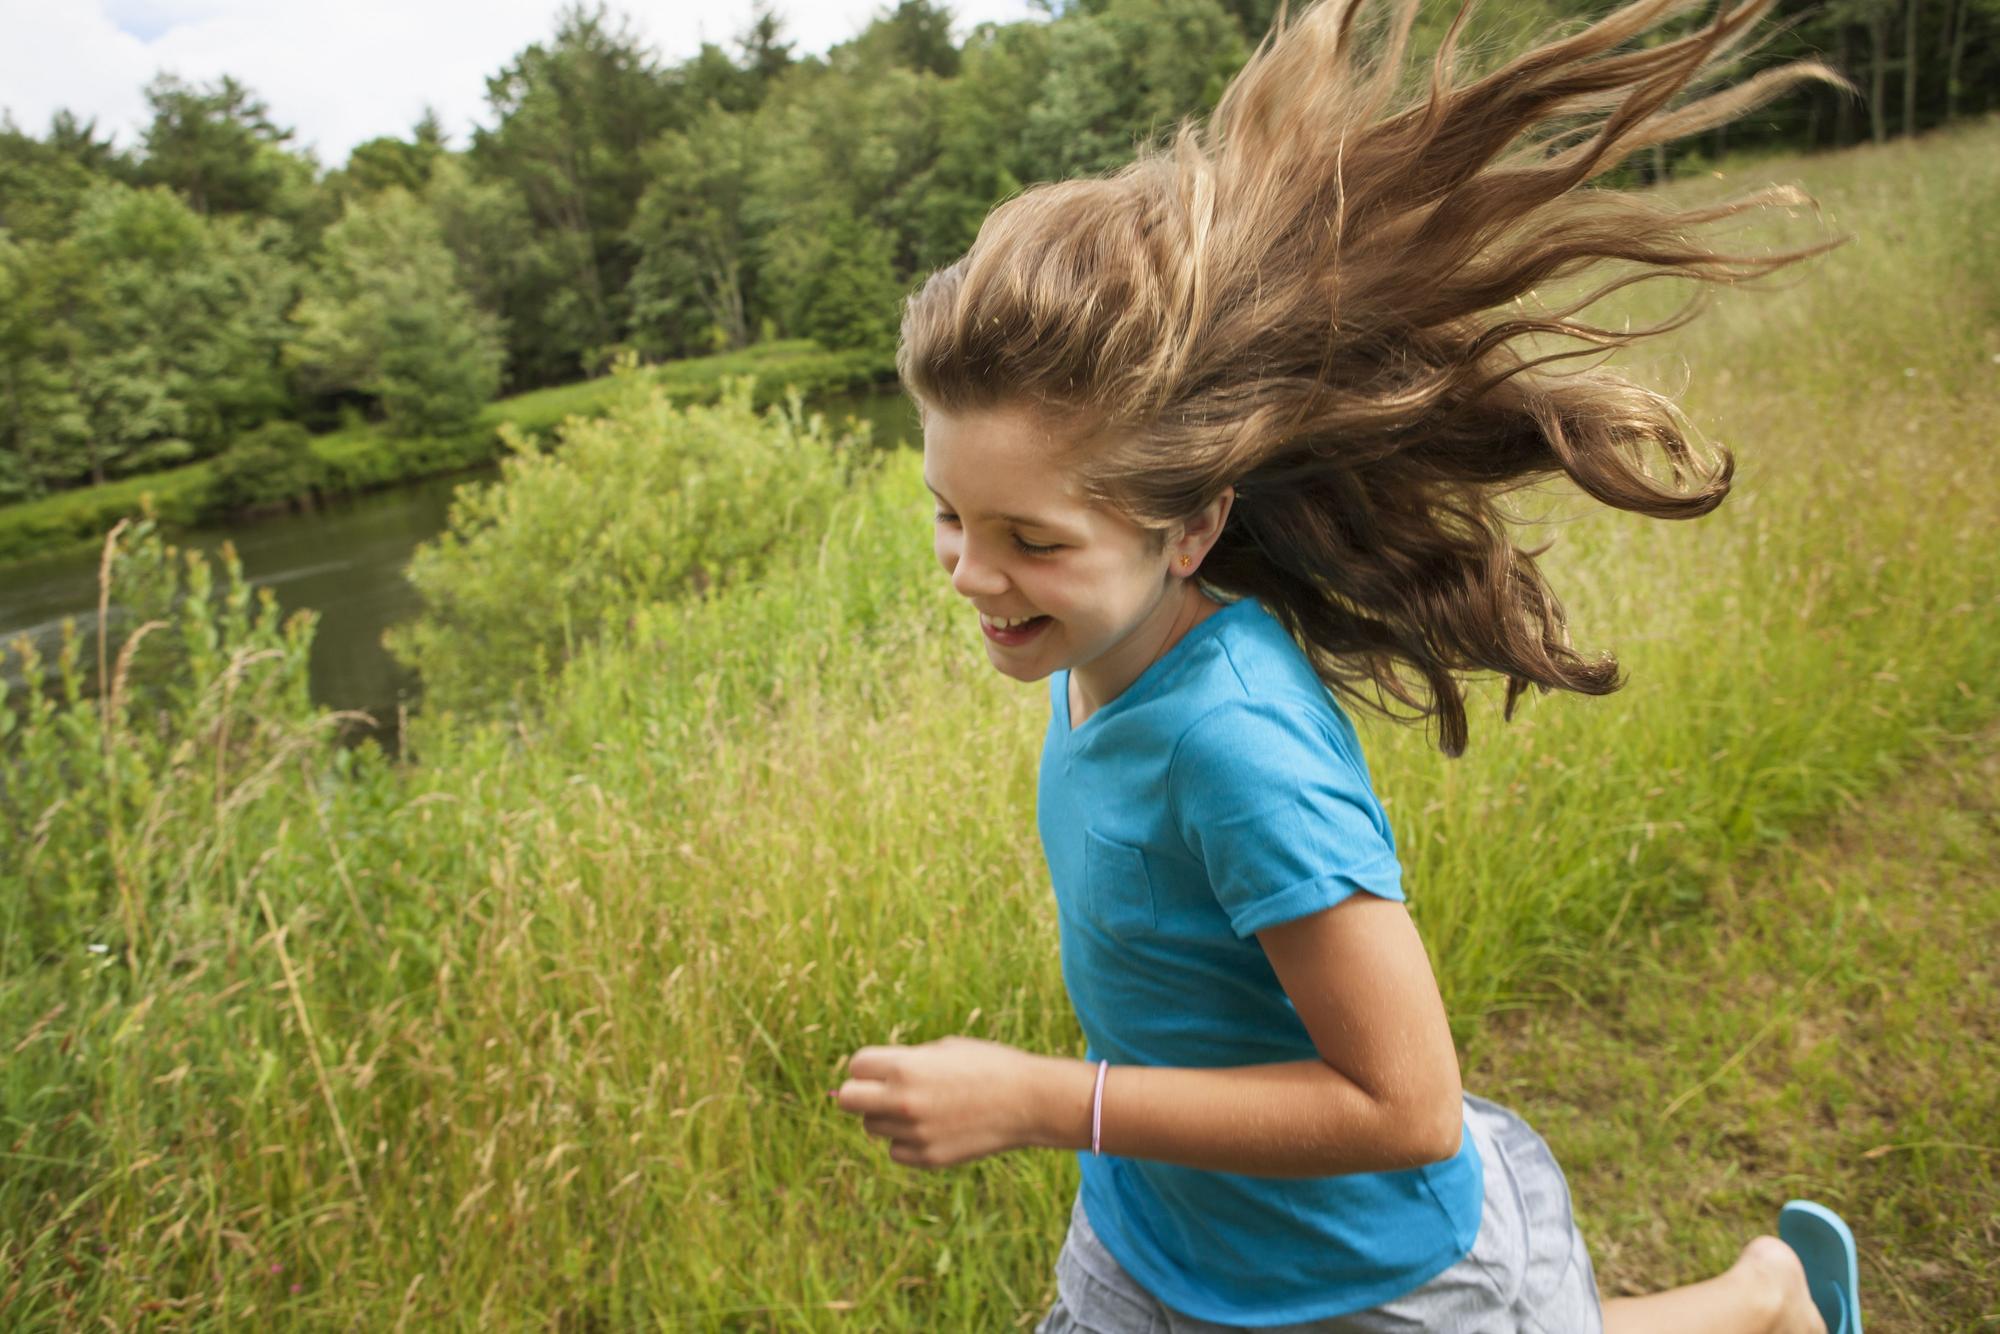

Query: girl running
835 0 1863 1328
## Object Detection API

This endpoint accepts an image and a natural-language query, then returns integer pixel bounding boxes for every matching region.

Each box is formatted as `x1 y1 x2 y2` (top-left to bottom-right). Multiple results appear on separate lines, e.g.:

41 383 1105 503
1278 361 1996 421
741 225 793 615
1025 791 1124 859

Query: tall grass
2 120 1997 1327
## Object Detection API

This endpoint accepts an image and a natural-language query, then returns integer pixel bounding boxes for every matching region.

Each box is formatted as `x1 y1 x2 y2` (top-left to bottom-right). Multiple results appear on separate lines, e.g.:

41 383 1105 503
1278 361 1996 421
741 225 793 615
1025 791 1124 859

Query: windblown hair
897 0 1849 755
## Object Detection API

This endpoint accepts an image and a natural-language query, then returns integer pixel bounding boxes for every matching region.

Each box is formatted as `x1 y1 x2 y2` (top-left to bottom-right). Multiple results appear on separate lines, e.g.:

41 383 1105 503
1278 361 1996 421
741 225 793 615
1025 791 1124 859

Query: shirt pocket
1082 830 1158 941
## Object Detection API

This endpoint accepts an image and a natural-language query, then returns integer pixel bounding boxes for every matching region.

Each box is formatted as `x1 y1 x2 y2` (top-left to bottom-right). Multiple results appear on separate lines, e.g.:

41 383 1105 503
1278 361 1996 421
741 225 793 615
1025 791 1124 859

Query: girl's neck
1069 582 1227 727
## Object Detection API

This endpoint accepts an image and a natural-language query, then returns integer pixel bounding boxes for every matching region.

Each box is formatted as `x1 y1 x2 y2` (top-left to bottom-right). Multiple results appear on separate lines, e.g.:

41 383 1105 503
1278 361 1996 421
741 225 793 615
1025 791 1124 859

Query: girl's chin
985 643 1060 677
982 623 1064 678
994 665 1060 686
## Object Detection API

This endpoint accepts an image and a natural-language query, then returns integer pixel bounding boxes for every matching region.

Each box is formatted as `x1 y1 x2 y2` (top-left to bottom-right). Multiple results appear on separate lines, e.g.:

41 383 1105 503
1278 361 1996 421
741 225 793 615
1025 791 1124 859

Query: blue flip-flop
1779 1200 1863 1334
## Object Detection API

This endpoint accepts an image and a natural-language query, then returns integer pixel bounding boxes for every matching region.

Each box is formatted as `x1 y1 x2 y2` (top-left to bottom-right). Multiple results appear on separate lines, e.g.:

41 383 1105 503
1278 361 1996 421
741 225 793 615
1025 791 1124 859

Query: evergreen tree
0 114 118 242
137 74 306 217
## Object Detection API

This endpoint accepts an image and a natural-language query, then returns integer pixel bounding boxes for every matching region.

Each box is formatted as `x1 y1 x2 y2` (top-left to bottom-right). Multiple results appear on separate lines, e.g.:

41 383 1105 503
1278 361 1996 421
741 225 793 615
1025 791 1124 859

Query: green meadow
2 120 1996 1328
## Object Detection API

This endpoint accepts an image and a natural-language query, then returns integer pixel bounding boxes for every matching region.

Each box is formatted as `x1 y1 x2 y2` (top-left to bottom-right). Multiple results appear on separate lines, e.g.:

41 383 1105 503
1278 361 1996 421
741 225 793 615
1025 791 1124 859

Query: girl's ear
1183 486 1236 558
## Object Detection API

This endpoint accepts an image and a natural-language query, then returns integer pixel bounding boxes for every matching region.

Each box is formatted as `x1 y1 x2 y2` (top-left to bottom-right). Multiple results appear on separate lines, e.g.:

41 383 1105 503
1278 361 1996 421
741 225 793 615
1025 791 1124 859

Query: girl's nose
949 543 1007 601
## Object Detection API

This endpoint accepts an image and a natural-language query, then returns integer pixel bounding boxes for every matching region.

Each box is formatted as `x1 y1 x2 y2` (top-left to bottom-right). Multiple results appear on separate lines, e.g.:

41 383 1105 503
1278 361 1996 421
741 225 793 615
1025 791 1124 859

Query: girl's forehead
922 406 1093 517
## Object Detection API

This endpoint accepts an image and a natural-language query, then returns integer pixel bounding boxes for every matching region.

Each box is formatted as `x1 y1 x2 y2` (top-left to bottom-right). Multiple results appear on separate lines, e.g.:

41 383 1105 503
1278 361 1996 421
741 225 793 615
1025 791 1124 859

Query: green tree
1022 0 1247 180
1212 0 1282 39
421 155 559 390
52 184 300 487
752 48 944 274
902 20 1056 268
136 74 315 219
0 232 87 499
0 113 122 243
470 3 678 381
627 106 761 356
43 109 129 180
287 188 505 436
737 1 798 96
841 0 964 77
339 108 449 197
784 207 904 356
668 1 799 119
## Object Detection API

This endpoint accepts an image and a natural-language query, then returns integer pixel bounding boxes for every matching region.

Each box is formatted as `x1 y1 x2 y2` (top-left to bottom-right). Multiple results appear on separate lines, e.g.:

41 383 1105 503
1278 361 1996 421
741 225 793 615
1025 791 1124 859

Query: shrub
200 420 325 518
386 367 883 720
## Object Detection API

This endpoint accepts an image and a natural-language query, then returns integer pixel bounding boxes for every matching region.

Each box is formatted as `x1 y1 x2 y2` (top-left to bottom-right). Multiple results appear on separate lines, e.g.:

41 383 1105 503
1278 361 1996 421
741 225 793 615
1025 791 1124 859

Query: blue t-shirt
1038 594 1484 1325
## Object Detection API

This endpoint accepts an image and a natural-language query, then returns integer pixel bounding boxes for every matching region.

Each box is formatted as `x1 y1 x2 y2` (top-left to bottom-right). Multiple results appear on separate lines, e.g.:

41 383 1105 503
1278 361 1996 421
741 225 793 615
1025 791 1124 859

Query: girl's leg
1602 1235 1826 1334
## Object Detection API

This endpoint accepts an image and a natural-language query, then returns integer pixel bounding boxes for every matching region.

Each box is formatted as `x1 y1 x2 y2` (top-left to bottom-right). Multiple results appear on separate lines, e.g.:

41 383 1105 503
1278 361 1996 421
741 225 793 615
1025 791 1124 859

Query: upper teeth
984 613 1039 629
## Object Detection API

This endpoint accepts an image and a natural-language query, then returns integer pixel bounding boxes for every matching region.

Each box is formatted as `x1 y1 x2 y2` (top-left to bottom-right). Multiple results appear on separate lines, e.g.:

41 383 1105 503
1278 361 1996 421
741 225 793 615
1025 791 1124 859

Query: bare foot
1731 1235 1827 1334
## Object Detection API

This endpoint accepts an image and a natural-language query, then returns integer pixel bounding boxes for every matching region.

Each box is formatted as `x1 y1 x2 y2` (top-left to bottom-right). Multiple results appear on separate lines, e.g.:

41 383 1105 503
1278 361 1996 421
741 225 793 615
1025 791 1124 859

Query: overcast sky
0 0 1046 167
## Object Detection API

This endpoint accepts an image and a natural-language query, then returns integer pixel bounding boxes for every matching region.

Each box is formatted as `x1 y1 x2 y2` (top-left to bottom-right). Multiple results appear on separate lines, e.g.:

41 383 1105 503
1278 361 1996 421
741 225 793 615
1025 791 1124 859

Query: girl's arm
834 891 1464 1178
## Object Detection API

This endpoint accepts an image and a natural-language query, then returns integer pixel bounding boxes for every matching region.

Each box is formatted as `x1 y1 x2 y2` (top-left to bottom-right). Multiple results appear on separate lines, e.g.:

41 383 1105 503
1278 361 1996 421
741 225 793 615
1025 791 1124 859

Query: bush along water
200 421 328 520
384 364 887 722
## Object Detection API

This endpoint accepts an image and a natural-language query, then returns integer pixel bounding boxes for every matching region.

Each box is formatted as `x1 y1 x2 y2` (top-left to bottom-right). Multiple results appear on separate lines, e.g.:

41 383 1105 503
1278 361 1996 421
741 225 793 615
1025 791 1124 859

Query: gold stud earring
1178 556 1192 570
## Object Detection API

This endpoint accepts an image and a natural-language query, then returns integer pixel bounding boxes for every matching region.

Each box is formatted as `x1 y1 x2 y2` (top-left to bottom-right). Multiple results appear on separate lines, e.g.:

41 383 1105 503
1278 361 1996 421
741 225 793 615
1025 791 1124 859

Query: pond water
0 385 919 757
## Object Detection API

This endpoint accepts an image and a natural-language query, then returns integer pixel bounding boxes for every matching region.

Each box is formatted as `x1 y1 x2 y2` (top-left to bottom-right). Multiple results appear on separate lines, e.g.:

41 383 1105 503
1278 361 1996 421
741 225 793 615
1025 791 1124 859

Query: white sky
0 0 1045 167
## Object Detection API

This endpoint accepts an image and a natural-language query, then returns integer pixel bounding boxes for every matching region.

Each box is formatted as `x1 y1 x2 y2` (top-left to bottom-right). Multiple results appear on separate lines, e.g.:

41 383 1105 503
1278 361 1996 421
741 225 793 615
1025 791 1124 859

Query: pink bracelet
1090 1059 1109 1156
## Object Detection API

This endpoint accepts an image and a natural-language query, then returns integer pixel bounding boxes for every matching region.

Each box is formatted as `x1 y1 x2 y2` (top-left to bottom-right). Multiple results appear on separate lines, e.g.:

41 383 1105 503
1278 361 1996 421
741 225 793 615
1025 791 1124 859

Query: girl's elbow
1420 1103 1464 1164
1312 1089 1463 1174
1378 1104 1461 1169
1398 1084 1466 1167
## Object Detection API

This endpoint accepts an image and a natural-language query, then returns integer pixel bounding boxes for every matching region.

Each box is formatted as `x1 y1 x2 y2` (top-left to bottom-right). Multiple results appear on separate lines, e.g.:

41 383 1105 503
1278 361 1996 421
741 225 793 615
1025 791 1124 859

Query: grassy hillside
2 118 1996 1327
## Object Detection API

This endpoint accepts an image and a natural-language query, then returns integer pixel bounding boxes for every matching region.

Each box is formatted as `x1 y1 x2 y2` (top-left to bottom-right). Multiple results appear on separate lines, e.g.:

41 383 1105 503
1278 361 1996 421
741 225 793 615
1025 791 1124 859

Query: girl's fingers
833 1077 895 1115
845 1046 901 1081
862 1113 915 1139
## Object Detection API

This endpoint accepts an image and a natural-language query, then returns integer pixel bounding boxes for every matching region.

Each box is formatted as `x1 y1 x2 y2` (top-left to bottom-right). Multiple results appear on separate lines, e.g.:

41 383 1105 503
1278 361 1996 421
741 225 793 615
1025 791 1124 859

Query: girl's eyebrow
923 478 1070 531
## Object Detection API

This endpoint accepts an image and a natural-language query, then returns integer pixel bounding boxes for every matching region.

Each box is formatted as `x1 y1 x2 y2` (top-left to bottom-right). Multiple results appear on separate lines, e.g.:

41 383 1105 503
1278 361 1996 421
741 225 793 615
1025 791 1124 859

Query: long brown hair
897 0 1848 756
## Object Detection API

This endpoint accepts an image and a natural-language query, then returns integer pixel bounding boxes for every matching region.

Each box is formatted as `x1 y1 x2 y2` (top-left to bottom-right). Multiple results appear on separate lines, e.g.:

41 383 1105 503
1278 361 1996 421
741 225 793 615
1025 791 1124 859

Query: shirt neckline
1061 596 1259 743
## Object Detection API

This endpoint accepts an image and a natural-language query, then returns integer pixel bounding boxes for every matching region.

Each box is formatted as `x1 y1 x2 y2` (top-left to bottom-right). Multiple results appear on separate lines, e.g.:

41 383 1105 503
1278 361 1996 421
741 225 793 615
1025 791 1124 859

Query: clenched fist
832 1036 1071 1169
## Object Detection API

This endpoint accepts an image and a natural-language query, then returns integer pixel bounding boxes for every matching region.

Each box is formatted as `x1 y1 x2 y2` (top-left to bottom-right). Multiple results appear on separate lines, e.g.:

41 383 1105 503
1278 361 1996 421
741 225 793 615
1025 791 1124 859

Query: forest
1 0 1993 509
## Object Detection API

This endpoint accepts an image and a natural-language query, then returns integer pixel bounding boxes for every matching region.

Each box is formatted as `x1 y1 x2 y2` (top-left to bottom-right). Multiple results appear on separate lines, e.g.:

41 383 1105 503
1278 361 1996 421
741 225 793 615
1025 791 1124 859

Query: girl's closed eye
933 510 1061 556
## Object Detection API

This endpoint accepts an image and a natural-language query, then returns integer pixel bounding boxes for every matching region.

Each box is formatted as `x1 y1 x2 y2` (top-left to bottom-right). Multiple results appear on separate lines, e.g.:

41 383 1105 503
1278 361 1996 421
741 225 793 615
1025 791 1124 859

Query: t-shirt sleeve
1167 697 1405 939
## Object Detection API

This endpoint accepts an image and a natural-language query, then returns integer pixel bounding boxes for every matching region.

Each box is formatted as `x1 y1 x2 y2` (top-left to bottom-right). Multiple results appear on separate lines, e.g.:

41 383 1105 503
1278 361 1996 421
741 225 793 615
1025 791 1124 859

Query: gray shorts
1035 1094 1604 1333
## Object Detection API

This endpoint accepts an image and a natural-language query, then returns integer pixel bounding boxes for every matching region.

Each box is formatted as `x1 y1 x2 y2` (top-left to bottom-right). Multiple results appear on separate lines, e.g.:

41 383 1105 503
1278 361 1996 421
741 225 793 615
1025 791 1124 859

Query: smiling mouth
980 612 1052 644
